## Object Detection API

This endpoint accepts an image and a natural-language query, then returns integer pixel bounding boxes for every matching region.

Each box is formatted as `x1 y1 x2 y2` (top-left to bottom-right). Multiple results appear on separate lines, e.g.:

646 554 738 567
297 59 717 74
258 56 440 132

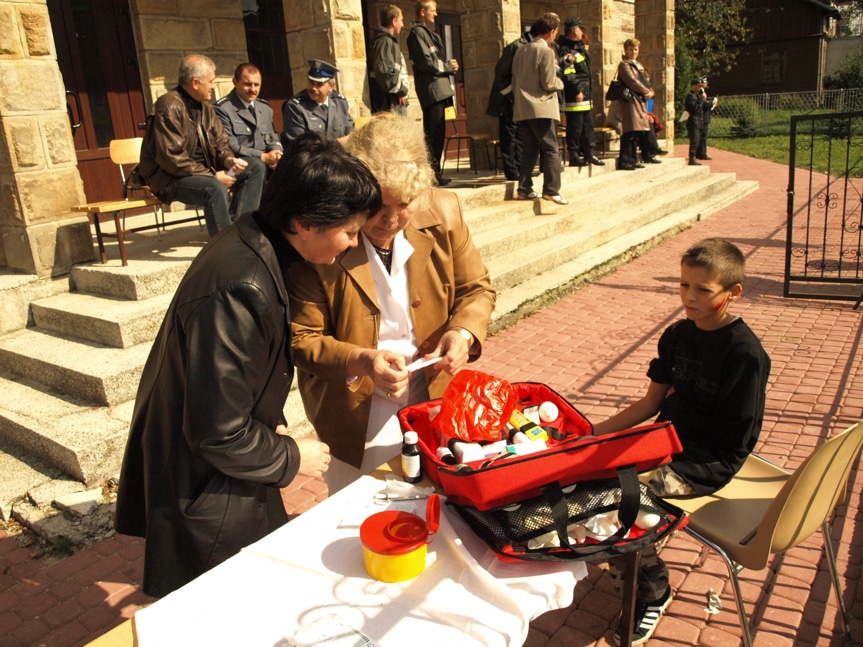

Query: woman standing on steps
616 38 654 171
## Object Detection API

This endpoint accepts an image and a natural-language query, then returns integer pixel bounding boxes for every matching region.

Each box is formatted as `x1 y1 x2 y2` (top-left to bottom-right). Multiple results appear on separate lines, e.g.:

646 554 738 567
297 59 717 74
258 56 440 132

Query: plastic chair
668 420 863 647
442 106 490 174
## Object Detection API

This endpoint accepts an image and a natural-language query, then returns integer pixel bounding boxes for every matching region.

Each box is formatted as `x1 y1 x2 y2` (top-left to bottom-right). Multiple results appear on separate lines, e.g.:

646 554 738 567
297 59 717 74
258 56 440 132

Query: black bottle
401 431 422 483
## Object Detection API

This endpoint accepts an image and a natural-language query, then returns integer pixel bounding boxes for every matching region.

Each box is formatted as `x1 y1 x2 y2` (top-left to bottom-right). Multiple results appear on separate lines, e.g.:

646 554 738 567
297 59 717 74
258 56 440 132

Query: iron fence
706 88 863 137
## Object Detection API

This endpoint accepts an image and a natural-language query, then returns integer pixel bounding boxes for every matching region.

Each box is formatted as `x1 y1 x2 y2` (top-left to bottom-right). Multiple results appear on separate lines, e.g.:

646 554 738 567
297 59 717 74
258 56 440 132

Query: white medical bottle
401 431 422 483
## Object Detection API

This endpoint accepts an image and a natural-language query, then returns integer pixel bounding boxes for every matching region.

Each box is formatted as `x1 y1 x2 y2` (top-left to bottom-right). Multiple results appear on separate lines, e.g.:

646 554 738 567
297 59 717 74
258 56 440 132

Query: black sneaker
612 586 672 646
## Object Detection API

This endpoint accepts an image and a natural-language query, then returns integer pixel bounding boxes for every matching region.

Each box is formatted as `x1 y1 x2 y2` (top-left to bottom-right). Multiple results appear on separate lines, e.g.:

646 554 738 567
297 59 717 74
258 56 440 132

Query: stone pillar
635 0 674 142
284 0 369 120
0 1 91 277
460 0 521 141
130 0 250 108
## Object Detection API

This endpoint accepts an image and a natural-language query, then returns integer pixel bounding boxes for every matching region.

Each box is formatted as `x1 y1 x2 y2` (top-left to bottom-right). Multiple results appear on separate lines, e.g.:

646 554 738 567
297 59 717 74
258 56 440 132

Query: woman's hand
276 426 331 477
429 329 472 376
349 349 409 399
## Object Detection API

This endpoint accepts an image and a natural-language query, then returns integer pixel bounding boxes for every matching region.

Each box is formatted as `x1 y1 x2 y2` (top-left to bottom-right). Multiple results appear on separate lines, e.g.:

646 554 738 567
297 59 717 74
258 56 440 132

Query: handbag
606 77 632 102
451 467 687 562
397 382 683 511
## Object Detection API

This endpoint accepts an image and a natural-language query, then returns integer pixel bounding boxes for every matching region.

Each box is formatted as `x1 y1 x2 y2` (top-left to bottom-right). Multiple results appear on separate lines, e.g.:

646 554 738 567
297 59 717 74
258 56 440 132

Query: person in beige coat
616 38 654 170
511 13 566 204
288 112 496 493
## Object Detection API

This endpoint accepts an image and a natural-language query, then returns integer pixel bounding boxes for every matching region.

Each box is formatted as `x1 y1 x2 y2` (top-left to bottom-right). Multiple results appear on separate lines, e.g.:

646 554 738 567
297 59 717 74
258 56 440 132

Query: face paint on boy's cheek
711 296 728 312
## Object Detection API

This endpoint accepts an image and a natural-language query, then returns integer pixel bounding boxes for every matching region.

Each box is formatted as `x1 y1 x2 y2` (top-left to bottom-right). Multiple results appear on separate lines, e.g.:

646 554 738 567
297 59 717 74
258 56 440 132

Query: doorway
48 0 148 203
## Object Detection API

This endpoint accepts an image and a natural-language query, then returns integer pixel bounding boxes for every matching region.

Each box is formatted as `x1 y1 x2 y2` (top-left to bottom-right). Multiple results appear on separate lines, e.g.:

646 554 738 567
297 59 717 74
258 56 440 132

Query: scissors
373 492 430 505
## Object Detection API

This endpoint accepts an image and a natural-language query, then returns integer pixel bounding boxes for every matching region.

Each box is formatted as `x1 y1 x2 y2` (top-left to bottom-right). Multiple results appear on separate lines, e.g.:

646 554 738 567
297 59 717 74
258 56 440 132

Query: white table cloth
133 475 588 646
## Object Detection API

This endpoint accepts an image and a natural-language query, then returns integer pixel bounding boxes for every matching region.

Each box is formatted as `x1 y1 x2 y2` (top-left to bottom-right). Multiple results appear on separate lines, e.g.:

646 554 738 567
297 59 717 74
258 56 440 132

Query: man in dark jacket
138 54 266 237
557 17 604 167
114 134 382 598
684 78 706 166
370 4 409 115
485 30 531 180
407 0 459 185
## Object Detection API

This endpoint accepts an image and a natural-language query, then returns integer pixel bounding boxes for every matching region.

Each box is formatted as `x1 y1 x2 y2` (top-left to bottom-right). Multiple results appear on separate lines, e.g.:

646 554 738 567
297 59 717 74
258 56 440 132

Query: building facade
0 0 674 278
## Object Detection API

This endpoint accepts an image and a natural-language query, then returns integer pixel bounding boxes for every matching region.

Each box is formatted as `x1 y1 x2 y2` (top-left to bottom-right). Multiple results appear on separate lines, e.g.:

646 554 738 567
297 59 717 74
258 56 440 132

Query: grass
709 132 863 175
705 112 863 175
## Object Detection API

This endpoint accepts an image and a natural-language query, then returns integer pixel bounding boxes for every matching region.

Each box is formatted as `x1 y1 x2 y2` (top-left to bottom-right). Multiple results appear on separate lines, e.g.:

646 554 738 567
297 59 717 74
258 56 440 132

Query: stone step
30 291 174 348
0 370 131 497
476 168 729 277
486 175 750 293
0 374 311 518
0 328 151 406
490 179 760 332
462 157 695 237
71 254 194 301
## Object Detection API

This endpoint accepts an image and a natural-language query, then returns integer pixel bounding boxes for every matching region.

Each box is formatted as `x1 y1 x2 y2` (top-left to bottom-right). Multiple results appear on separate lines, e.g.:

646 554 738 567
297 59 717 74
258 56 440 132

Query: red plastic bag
434 370 516 442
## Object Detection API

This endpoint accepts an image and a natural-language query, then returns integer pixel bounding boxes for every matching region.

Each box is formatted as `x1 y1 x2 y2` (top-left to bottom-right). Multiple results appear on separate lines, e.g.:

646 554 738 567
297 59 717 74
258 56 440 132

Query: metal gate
785 111 863 308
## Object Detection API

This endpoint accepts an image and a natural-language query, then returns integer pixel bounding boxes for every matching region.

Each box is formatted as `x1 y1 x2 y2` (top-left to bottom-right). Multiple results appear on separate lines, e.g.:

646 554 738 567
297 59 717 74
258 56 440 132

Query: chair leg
822 522 852 638
152 205 163 240
684 527 754 647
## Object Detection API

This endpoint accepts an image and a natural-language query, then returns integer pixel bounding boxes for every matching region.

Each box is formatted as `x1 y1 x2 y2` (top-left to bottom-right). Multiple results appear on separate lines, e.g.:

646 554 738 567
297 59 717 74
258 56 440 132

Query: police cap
308 59 339 83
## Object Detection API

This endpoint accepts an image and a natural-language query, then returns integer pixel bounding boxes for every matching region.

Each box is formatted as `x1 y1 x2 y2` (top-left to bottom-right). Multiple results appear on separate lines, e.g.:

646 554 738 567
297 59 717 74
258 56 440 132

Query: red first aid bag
398 382 682 511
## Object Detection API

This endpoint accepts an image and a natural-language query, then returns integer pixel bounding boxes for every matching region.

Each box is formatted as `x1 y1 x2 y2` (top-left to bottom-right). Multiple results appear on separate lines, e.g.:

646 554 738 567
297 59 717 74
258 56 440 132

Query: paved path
1 148 862 646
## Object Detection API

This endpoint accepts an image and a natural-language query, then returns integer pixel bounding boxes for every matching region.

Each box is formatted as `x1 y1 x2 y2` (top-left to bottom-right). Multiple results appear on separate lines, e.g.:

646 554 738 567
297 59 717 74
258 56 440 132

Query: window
763 52 783 85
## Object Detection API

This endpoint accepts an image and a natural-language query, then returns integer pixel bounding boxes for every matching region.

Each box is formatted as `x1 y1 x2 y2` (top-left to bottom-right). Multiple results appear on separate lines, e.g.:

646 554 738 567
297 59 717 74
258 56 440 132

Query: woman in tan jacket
616 38 654 171
288 112 496 493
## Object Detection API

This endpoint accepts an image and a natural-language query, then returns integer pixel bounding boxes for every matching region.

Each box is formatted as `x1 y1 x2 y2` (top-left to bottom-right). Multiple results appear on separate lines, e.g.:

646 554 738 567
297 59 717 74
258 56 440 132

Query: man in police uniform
215 63 283 171
282 60 355 146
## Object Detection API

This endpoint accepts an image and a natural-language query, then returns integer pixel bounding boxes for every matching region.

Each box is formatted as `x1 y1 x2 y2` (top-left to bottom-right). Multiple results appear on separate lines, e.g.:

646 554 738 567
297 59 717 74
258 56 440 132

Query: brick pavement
1 147 862 646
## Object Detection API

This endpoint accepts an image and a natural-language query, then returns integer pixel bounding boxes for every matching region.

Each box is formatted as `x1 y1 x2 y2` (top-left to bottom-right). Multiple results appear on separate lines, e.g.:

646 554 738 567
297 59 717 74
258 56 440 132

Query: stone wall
130 0 250 108
0 0 92 277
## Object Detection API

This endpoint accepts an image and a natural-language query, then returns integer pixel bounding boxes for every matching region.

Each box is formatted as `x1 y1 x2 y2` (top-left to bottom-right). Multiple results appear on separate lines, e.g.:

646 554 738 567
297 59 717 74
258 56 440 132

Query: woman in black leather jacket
115 134 382 598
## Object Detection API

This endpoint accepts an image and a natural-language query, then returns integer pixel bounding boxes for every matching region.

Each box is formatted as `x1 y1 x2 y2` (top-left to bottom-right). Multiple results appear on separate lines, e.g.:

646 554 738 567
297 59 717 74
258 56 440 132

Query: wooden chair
73 137 202 267
442 106 490 175
667 420 863 647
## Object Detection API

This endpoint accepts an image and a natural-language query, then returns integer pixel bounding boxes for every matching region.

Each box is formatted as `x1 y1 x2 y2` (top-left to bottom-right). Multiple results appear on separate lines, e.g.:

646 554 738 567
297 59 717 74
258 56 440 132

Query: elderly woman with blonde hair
288 111 496 493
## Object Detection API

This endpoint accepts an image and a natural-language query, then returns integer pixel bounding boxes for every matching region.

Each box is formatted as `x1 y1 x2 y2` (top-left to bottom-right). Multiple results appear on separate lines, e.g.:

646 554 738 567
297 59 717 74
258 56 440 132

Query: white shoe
516 191 538 200
542 194 568 205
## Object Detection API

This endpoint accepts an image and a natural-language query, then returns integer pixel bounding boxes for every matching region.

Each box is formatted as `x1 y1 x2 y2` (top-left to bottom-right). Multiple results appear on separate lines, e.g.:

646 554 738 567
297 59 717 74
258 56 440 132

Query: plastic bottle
401 431 422 483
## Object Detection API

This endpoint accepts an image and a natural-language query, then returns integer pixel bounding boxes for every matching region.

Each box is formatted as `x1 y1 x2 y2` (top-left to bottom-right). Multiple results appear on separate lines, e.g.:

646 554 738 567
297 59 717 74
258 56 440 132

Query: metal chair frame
668 421 863 646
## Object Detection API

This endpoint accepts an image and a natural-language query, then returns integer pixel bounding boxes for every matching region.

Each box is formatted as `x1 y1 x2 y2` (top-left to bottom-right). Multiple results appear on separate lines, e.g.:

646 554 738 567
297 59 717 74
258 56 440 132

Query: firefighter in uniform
557 17 604 167
282 59 355 146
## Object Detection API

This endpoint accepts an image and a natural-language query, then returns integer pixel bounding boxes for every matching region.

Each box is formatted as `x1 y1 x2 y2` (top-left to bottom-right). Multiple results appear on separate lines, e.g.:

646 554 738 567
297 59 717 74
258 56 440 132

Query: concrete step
490 179 760 331
486 175 751 288
30 291 174 348
0 371 131 489
475 168 728 276
70 254 194 301
0 328 151 406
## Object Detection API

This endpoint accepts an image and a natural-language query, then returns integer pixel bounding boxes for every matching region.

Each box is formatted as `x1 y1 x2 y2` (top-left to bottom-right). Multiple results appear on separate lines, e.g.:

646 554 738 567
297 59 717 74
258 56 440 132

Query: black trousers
564 109 595 160
697 121 710 158
498 101 522 179
687 122 704 161
422 99 448 180
518 118 561 196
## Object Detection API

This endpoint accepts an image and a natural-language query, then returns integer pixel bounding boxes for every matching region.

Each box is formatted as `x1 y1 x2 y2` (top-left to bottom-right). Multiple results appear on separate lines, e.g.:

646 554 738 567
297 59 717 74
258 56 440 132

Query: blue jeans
174 158 266 236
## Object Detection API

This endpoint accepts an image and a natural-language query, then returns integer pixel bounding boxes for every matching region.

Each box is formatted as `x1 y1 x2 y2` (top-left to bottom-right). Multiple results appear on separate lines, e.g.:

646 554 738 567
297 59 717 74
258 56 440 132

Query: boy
684 77 706 166
594 238 771 646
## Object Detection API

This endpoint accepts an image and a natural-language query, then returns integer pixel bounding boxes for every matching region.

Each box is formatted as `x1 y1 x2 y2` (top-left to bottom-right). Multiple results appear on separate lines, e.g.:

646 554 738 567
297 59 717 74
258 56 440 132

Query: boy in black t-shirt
595 238 771 646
